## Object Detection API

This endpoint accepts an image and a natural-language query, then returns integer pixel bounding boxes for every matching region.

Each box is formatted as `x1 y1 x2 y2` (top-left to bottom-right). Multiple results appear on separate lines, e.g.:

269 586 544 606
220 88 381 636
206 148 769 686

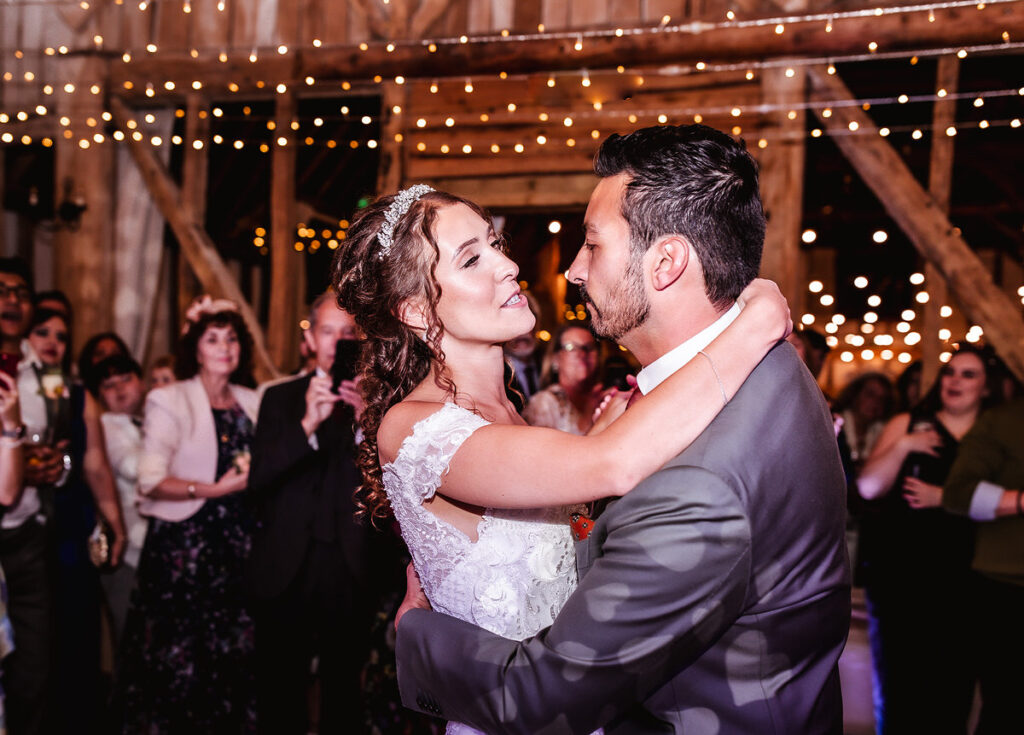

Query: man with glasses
0 256 60 735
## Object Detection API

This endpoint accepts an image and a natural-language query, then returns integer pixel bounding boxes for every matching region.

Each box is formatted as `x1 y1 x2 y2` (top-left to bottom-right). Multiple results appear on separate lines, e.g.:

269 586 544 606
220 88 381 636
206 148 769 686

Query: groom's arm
396 465 752 735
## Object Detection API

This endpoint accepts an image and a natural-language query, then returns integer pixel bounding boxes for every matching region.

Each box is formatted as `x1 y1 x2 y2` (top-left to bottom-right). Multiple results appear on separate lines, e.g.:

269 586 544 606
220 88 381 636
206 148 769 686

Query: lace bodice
383 402 579 642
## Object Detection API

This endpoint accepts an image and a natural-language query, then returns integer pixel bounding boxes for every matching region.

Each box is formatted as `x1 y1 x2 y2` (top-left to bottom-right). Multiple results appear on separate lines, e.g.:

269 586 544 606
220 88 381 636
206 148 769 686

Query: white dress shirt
635 303 741 395
4 341 45 529
101 412 147 567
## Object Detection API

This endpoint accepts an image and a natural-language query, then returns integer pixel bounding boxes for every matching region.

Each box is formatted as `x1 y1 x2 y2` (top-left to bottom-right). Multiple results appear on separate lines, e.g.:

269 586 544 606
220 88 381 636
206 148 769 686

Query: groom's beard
579 257 650 342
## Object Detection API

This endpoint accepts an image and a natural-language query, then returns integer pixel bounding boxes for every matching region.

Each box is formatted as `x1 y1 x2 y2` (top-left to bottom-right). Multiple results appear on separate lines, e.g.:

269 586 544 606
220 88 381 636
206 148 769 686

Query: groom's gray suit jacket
396 342 851 734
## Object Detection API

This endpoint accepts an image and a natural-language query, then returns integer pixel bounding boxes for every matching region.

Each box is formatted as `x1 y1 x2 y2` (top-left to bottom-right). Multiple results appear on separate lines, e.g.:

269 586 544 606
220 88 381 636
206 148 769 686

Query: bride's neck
435 343 511 411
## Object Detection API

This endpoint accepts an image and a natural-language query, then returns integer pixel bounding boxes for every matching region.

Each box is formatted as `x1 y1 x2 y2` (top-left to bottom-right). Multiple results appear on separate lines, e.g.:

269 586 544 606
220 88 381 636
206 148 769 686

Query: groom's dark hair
594 124 765 310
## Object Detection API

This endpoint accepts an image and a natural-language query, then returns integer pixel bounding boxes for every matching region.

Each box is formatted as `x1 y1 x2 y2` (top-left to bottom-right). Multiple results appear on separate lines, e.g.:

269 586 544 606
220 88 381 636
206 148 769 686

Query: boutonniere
36 369 67 401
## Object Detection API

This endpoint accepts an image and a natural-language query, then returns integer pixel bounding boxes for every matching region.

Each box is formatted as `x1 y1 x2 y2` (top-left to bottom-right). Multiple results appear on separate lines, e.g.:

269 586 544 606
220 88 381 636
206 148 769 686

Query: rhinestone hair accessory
377 184 434 259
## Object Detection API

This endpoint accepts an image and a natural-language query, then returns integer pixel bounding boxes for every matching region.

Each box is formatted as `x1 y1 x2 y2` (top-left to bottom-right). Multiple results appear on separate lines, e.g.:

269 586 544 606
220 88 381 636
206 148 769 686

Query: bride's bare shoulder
378 399 449 463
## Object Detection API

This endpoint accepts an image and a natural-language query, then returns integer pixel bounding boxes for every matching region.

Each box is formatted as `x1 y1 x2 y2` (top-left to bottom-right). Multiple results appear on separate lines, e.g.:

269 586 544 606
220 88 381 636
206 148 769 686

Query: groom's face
568 174 650 342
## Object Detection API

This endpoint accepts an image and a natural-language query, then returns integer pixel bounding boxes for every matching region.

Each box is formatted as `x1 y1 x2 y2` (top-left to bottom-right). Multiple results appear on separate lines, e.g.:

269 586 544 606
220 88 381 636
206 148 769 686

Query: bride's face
425 202 535 347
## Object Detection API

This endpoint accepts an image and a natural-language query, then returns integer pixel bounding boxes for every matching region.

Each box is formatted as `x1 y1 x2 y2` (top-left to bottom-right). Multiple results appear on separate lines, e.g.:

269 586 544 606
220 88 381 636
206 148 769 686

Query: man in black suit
247 290 376 734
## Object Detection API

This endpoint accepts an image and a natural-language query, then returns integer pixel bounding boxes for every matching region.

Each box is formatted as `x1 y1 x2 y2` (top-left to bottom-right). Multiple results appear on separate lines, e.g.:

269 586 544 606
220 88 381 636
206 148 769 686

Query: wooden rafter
807 67 1024 381
116 4 1024 96
109 97 280 382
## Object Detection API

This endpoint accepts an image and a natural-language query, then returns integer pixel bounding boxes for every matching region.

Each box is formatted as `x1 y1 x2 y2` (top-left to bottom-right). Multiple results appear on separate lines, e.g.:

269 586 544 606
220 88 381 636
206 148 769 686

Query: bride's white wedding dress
383 402 583 735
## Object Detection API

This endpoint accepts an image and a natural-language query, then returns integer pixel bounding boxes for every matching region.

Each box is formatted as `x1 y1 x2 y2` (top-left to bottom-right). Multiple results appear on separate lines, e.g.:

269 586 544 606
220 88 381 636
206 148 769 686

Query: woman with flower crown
332 185 791 735
116 300 260 734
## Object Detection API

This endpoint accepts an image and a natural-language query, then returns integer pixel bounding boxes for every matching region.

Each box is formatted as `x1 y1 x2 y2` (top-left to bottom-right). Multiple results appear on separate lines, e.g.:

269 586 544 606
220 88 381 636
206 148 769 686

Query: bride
333 185 789 734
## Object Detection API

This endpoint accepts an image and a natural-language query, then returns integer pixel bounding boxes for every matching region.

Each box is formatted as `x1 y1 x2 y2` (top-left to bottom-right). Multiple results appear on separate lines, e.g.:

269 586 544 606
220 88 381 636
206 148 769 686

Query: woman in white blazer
118 304 260 734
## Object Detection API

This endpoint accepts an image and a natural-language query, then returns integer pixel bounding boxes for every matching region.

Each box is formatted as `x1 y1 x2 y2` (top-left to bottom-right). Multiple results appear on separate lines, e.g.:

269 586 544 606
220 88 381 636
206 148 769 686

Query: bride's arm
394 279 790 509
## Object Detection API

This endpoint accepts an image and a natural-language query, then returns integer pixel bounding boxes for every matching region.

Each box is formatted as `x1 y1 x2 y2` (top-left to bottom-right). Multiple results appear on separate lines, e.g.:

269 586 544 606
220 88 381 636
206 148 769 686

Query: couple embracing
332 123 850 735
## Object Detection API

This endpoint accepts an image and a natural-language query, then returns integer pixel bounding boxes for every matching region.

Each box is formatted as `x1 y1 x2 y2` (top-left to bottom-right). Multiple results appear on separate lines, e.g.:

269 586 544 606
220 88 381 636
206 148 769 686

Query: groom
395 124 850 734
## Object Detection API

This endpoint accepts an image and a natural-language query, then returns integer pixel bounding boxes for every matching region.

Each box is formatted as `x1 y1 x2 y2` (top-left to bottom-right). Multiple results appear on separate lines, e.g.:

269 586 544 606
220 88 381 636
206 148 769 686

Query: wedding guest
146 354 175 392
0 371 23 735
0 372 25 508
894 360 923 414
246 291 380 734
90 354 148 643
833 371 894 470
857 346 999 734
0 257 58 735
26 307 126 734
32 290 72 320
503 293 542 404
787 326 830 380
524 325 606 434
118 302 259 733
944 392 1024 733
77 332 130 392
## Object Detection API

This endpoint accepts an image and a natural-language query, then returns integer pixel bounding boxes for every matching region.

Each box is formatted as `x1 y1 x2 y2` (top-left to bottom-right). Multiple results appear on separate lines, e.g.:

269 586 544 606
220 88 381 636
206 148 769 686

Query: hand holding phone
331 339 361 394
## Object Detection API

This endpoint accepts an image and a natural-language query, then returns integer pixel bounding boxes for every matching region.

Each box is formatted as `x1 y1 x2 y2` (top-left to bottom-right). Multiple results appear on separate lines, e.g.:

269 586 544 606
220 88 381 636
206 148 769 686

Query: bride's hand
736 278 793 343
395 562 432 631
588 385 633 436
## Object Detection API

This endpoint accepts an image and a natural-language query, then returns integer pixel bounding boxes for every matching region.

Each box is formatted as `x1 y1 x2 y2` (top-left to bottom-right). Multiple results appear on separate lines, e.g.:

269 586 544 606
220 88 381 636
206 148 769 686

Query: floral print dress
118 405 256 734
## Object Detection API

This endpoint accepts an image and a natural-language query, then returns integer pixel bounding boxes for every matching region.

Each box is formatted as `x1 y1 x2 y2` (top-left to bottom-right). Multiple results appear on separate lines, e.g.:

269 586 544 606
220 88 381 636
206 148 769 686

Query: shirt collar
635 303 741 395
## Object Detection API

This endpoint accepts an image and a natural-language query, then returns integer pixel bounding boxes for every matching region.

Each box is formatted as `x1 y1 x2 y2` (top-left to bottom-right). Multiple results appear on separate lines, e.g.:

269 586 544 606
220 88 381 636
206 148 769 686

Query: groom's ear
649 235 691 291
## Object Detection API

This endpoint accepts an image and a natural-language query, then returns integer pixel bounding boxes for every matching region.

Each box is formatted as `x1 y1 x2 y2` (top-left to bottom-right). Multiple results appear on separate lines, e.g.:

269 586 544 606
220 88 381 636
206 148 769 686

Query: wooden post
759 63 807 317
921 55 959 389
267 89 300 372
109 97 279 382
377 83 407 194
808 67 1024 382
178 92 208 320
53 56 115 355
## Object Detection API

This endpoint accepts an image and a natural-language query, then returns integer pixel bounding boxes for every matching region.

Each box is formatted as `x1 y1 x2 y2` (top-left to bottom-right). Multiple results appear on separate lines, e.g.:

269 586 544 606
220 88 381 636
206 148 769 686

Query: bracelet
1017 490 1023 517
187 482 197 499
697 350 728 408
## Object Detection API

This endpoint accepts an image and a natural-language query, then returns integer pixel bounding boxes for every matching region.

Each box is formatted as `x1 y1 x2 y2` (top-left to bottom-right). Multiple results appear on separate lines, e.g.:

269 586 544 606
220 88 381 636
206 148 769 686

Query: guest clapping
118 302 259 733
857 346 999 734
524 326 606 434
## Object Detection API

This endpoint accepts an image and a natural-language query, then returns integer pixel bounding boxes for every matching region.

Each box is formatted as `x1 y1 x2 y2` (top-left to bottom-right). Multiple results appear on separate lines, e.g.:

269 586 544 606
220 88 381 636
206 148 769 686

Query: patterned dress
118 405 256 734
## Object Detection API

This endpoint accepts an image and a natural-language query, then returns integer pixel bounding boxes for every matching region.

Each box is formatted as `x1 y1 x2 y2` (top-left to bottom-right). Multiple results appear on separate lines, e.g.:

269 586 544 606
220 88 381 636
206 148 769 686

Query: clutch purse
88 520 112 568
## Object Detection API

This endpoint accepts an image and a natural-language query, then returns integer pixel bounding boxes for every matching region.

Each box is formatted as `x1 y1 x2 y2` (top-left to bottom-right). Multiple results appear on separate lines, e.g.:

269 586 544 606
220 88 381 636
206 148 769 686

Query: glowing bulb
808 280 824 293
872 230 888 243
802 229 817 244
854 276 868 289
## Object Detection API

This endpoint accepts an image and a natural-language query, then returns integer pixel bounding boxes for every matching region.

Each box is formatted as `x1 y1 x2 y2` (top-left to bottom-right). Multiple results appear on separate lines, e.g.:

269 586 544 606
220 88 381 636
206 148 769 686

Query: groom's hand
396 562 432 630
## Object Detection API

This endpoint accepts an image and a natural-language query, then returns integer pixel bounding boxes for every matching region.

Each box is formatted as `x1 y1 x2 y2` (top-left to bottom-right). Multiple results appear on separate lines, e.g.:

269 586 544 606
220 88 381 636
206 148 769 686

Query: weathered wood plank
377 83 407 192
120 5 1024 92
53 55 115 356
808 66 1024 382
425 173 597 209
758 64 806 315
267 89 300 371
922 54 959 387
108 97 279 381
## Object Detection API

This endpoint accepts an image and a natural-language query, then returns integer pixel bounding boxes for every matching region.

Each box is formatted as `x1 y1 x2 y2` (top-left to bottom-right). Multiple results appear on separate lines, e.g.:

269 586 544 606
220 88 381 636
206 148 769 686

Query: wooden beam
108 97 280 382
807 66 1024 382
922 55 959 388
267 89 300 372
117 3 1024 94
177 92 208 320
53 55 115 357
407 150 595 179
758 63 806 315
427 172 596 209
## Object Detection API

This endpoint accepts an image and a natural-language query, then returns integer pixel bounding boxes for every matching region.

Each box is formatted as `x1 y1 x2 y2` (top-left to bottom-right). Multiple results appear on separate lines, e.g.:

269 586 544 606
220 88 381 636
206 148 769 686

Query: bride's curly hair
332 189 492 524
